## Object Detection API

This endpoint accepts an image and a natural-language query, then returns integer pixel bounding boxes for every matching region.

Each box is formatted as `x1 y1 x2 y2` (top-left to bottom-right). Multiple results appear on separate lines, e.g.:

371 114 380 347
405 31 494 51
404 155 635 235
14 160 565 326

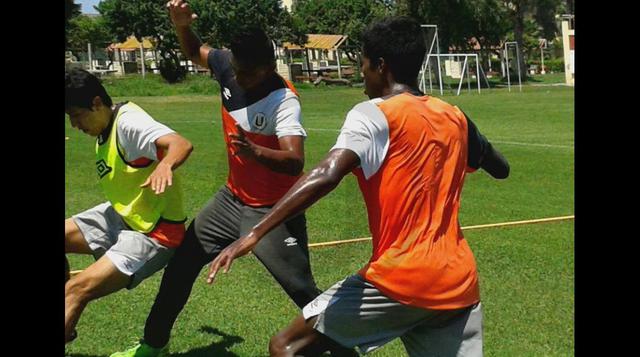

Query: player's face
361 55 384 99
66 97 111 136
231 57 275 91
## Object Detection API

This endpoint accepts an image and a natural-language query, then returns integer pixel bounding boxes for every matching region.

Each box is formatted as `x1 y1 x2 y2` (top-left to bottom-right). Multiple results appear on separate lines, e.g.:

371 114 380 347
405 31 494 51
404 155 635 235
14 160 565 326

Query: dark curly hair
361 17 426 84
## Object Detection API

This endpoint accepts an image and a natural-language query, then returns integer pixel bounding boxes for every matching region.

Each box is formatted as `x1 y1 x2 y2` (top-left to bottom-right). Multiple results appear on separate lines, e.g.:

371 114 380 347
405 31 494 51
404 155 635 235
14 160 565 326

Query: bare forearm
175 25 203 64
204 149 358 281
251 145 304 176
159 137 193 170
253 168 339 238
251 149 358 240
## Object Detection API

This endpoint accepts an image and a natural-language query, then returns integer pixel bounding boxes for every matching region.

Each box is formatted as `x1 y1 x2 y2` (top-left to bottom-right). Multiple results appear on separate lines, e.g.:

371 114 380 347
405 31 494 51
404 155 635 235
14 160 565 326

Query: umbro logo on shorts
96 159 113 179
284 237 298 246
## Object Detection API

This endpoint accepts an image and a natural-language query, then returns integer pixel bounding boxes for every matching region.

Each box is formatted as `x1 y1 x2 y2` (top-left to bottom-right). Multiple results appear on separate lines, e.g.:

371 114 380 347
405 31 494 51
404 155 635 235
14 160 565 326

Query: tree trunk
566 0 574 14
513 6 528 81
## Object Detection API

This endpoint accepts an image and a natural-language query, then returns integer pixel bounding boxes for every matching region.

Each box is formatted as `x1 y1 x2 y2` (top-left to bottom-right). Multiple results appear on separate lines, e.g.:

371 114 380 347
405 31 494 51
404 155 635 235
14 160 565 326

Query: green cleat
109 342 169 357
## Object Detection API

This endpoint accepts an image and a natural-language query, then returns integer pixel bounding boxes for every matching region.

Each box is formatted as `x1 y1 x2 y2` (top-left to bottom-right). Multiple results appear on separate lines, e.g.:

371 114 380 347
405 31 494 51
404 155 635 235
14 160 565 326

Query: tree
564 0 573 14
97 0 305 83
97 0 188 82
503 0 563 79
393 0 509 76
394 0 475 52
65 0 81 50
468 0 511 71
67 15 114 55
189 0 306 47
393 0 566 81
292 0 391 60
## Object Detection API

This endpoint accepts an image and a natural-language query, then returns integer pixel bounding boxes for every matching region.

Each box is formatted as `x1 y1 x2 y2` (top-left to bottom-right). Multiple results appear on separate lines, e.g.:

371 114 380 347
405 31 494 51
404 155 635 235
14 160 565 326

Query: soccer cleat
109 342 169 357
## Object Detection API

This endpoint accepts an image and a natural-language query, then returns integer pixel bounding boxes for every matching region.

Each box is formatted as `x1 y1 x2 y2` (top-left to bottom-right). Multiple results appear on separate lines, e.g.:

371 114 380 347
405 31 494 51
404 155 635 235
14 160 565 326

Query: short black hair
65 68 113 110
361 17 426 84
227 26 275 68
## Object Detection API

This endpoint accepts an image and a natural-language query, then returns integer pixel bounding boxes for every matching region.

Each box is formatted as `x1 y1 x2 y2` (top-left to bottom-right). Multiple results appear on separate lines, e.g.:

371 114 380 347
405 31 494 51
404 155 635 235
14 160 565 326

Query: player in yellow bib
65 69 193 344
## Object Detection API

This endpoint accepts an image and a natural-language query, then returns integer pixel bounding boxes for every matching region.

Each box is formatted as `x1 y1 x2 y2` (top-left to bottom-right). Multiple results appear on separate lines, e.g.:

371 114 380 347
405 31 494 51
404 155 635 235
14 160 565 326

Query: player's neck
383 81 420 97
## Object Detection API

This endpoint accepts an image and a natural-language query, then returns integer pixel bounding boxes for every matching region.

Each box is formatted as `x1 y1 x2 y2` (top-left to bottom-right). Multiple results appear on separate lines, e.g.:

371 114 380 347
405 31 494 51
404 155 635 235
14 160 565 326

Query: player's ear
377 57 386 74
91 96 103 111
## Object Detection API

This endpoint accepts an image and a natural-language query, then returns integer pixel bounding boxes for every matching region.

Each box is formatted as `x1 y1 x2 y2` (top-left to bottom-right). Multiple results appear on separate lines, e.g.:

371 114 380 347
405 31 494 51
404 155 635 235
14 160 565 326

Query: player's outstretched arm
479 143 509 179
465 113 510 179
166 0 211 68
206 149 360 283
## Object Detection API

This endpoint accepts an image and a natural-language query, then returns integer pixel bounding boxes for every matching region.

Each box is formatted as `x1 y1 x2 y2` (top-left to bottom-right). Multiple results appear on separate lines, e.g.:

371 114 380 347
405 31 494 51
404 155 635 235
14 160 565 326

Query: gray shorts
302 275 483 356
72 202 175 289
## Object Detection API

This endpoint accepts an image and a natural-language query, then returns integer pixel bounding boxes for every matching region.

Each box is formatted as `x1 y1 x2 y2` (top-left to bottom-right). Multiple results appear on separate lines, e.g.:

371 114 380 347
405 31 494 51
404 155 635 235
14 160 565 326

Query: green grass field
65 82 574 356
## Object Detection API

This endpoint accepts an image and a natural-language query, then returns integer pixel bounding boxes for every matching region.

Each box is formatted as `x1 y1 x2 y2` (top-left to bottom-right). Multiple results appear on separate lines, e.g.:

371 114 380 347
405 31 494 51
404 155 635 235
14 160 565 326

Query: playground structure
503 41 522 92
279 34 350 82
418 25 485 96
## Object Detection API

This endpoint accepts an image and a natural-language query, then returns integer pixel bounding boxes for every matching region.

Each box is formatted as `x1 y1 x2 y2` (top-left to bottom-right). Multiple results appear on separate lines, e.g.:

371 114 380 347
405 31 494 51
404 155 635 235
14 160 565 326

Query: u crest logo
253 112 267 130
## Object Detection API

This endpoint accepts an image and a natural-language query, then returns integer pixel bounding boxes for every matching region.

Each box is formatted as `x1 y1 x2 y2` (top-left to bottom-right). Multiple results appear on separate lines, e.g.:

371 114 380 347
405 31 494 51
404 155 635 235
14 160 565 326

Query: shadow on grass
170 326 244 357
65 326 245 357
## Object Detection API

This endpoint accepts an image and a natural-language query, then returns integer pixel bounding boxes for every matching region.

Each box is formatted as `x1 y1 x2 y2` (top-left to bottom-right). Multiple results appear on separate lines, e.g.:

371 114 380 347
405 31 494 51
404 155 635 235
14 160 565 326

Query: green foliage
96 0 305 83
292 0 390 47
97 0 190 83
100 73 220 96
190 0 306 47
67 15 115 54
544 57 565 72
65 0 82 49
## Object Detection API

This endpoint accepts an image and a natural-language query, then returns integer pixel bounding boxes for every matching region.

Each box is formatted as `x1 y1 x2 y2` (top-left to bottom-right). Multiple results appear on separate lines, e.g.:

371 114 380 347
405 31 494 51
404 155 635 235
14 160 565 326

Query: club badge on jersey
253 112 267 130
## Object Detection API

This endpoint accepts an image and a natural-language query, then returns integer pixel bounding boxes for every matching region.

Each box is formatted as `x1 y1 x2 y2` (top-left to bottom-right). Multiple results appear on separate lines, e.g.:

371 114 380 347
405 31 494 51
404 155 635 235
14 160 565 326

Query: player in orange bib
208 17 510 357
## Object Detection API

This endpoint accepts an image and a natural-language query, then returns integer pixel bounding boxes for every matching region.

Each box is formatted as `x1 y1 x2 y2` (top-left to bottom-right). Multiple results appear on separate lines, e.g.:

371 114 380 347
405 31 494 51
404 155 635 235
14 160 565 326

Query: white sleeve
117 110 175 161
331 101 389 179
275 96 307 138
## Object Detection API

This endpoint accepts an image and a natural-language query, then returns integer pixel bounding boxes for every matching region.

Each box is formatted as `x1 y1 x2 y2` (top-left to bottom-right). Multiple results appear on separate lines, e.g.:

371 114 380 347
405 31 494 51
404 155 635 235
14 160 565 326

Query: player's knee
65 256 71 282
64 219 77 250
64 218 76 236
65 276 98 304
289 286 320 308
269 333 292 357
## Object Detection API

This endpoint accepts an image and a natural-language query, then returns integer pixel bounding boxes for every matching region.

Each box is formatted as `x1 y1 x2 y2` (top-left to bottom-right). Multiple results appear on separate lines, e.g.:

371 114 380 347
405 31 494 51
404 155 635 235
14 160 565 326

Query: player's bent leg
65 255 130 343
269 315 324 357
64 216 99 343
115 189 243 355
269 315 358 357
65 255 71 282
247 212 321 308
142 225 212 349
65 218 93 254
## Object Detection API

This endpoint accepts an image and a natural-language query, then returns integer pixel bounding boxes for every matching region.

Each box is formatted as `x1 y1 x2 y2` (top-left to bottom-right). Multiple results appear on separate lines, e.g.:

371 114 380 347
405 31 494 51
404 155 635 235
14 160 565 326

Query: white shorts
72 202 175 289
303 274 483 356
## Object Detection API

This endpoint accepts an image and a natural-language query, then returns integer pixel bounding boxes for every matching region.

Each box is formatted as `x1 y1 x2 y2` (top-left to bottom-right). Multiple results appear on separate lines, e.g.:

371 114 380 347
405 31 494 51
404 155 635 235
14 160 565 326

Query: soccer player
65 68 193 344
110 1 347 356
208 16 510 356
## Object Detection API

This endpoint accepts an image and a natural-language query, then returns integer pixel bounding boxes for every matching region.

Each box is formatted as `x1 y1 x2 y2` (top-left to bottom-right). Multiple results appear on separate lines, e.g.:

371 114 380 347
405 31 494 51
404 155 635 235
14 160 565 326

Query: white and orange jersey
333 92 490 310
207 49 306 206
